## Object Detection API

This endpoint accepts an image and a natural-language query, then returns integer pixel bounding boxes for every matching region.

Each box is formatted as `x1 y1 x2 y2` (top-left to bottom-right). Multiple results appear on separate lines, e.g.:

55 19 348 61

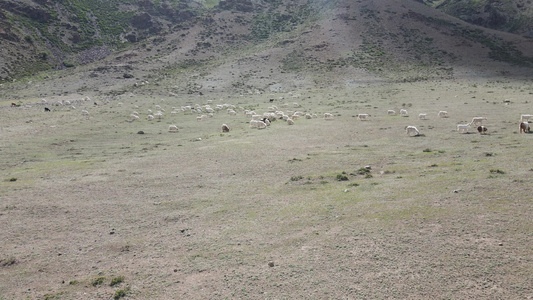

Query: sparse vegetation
110 276 125 287
92 277 105 287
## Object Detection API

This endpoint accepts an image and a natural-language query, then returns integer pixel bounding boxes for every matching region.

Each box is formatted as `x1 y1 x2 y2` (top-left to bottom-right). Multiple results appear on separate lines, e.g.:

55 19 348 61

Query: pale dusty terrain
1 77 532 299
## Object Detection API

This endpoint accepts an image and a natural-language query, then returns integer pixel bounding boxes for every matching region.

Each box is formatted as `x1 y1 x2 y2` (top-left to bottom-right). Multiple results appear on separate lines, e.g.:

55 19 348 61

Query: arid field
1 77 532 299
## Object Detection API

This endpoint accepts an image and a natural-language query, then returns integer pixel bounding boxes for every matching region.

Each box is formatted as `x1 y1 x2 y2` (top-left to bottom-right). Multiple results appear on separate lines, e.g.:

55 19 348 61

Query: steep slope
423 0 533 36
1 0 533 100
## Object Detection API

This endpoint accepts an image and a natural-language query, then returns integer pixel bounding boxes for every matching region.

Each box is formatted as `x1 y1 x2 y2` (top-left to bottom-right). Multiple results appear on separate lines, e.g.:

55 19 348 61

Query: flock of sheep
11 93 532 138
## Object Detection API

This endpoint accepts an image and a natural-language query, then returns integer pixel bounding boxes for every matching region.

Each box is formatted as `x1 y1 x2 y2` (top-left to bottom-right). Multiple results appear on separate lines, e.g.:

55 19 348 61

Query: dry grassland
1 78 532 299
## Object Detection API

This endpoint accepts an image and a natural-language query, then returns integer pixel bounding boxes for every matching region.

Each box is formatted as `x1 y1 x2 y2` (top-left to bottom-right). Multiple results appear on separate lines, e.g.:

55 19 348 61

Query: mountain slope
1 0 533 99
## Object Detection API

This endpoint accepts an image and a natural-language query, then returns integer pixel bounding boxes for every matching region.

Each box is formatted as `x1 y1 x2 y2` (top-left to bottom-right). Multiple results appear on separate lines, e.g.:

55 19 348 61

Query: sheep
418 113 427 120
250 120 267 129
438 111 448 118
305 113 312 119
357 113 370 121
477 126 488 134
387 110 396 115
405 126 420 136
154 111 163 121
287 118 295 125
222 124 230 132
520 114 532 123
44 107 51 112
324 113 334 120
147 115 154 121
256 120 267 129
197 115 207 121
168 125 179 132
519 122 530 133
471 117 487 126
457 123 470 133
399 109 408 116
81 110 90 116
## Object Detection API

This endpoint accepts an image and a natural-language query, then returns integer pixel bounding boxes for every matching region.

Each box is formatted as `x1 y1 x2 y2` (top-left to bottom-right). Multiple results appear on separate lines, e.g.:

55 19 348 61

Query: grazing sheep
477 126 488 134
438 111 448 118
154 111 163 121
520 114 532 123
222 124 230 132
287 118 295 125
250 120 267 129
387 110 396 115
44 107 51 112
457 123 470 133
262 118 271 126
520 122 530 133
324 113 334 120
168 125 179 132
418 113 427 120
256 120 267 129
81 110 89 116
197 115 207 121
357 113 370 120
405 126 420 136
399 109 408 116
471 117 487 126
305 113 312 119
147 115 154 121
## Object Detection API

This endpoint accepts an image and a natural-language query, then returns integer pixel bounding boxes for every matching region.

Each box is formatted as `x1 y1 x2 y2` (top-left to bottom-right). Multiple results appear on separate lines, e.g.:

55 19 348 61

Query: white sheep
168 125 179 132
471 117 487 126
457 123 470 133
387 110 396 115
399 109 408 116
197 115 207 121
357 113 370 120
147 115 154 121
418 113 427 120
438 111 448 118
405 126 420 136
287 118 295 125
324 113 334 120
222 124 230 132
81 110 90 116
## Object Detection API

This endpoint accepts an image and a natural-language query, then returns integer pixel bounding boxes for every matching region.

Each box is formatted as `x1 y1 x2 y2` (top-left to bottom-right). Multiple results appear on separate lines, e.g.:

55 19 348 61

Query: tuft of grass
1 257 17 267
356 167 371 175
114 287 130 300
290 175 303 181
423 148 432 152
336 174 349 181
490 169 505 174
92 276 105 287
110 276 125 287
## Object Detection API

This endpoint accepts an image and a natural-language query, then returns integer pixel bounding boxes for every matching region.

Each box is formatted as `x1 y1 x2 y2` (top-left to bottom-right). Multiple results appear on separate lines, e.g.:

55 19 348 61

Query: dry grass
1 79 532 299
